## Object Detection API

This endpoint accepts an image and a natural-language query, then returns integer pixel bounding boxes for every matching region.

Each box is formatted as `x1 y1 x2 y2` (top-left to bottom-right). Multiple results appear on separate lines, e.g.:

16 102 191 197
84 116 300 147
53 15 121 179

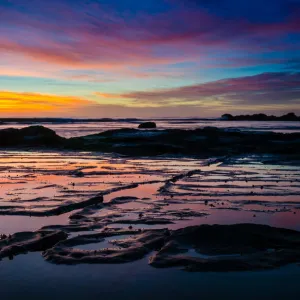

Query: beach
0 120 299 299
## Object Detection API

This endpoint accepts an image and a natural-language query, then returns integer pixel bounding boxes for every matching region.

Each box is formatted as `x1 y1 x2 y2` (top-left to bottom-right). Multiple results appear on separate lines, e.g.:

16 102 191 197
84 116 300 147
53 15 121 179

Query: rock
149 223 300 272
0 234 7 240
42 224 300 271
221 114 233 120
138 122 157 129
0 126 65 148
69 214 86 220
113 217 173 225
202 126 220 132
43 229 166 265
1 125 300 157
70 170 85 177
0 195 104 217
0 230 68 260
221 112 300 121
109 196 139 204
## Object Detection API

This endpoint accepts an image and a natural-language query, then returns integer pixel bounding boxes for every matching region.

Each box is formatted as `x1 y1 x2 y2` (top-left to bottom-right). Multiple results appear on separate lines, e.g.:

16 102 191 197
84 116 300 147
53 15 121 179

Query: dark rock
113 218 173 225
110 196 139 204
221 112 300 121
202 126 220 132
69 214 86 220
0 234 7 240
42 224 300 271
0 230 68 260
149 223 300 271
0 195 104 217
0 126 64 148
138 122 157 129
70 170 85 177
221 114 233 120
1 125 300 157
43 229 166 265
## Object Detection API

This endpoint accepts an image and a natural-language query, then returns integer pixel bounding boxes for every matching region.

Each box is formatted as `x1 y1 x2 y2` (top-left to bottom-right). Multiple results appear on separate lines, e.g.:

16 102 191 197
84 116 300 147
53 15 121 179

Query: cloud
0 0 299 117
1 77 300 118
0 91 96 116
99 72 300 108
0 0 299 72
0 90 210 118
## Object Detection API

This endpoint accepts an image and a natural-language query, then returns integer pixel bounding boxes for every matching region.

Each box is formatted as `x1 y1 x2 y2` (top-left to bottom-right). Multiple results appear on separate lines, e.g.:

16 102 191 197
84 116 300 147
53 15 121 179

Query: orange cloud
94 92 120 99
0 91 96 117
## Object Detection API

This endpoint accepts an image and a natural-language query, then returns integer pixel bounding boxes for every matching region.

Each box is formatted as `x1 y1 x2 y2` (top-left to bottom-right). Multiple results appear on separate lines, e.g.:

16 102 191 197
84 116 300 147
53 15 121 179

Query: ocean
1 119 300 137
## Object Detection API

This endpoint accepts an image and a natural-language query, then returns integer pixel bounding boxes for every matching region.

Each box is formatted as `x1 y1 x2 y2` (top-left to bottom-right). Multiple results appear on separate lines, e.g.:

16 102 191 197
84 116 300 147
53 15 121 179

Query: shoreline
0 151 299 272
1 125 300 157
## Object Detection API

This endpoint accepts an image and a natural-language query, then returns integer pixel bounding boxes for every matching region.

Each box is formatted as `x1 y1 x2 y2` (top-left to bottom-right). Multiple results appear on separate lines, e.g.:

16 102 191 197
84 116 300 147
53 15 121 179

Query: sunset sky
0 0 299 118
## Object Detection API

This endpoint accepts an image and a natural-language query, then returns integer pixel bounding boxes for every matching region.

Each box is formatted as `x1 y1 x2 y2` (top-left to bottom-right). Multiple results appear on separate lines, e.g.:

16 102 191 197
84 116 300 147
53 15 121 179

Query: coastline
0 123 299 299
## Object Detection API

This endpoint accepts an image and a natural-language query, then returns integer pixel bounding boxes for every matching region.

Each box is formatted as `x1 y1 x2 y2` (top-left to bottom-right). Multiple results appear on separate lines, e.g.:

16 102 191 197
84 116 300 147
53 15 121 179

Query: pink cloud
105 72 300 106
1 3 299 72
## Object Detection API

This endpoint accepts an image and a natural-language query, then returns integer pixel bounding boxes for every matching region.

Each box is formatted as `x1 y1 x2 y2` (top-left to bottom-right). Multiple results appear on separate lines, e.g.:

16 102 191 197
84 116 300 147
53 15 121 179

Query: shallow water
1 252 299 300
0 152 299 231
1 119 300 137
0 150 299 300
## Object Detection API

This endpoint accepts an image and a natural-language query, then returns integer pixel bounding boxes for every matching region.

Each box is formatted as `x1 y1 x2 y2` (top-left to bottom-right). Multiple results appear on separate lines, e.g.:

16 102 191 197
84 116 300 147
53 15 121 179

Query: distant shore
221 112 300 121
0 113 299 125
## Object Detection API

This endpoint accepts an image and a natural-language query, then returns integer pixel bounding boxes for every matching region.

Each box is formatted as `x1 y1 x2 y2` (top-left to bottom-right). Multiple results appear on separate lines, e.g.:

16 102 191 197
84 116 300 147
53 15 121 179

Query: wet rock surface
149 224 300 271
43 228 166 264
0 195 104 216
0 151 299 273
0 230 68 260
41 224 300 271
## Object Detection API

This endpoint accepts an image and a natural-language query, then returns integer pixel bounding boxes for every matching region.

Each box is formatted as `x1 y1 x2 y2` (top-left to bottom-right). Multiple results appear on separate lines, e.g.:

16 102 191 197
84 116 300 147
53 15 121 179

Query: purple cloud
0 1 299 70
111 72 300 107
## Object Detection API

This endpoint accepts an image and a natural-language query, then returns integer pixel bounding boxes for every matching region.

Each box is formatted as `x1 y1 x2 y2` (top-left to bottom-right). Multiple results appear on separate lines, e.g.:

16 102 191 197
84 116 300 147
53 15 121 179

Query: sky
0 0 299 118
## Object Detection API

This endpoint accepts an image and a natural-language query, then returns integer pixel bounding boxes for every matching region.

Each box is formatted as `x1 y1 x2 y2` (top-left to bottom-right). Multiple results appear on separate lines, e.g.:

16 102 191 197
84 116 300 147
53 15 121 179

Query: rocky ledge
41 224 300 271
0 230 68 260
1 125 300 156
0 126 64 147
